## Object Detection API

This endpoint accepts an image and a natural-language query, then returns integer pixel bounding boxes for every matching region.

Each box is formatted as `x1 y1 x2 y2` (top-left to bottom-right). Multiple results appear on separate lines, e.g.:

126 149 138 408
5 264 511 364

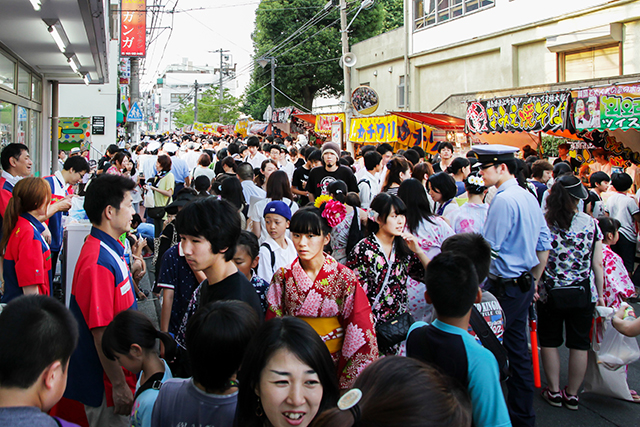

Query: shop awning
292 113 317 125
390 111 466 131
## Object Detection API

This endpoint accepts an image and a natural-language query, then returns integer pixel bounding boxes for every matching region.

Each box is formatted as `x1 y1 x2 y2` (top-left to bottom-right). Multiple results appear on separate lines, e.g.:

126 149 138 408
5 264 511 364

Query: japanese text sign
121 0 146 57
349 115 397 144
572 85 640 131
466 92 569 133
315 113 345 134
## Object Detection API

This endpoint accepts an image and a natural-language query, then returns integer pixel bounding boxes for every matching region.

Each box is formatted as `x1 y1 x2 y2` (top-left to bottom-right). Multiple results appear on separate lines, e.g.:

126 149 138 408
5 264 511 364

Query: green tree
173 88 242 127
243 0 391 117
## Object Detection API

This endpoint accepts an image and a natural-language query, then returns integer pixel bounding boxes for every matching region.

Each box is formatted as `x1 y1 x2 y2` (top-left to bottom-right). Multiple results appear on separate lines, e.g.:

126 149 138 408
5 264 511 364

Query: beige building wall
351 0 640 116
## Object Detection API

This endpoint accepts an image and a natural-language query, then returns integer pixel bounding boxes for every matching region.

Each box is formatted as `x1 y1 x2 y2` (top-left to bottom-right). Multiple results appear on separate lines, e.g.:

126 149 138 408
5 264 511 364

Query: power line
274 86 311 112
277 57 340 67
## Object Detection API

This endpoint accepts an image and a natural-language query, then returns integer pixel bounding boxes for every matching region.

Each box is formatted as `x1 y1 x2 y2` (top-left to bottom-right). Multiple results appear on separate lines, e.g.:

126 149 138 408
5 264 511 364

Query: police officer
475 145 552 427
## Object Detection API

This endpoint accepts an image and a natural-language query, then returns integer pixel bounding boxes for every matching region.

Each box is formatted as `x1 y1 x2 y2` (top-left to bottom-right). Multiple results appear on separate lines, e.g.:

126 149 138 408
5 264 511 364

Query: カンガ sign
121 0 146 57
466 92 569 133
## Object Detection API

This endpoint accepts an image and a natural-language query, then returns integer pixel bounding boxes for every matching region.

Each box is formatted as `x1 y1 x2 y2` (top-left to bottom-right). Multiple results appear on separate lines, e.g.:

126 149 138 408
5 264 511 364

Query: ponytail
0 177 51 253
102 310 176 362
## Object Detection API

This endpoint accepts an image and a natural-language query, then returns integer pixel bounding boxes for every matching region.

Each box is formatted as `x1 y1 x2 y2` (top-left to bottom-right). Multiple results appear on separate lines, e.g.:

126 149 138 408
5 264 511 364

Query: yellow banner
349 115 396 143
234 119 250 137
315 113 345 134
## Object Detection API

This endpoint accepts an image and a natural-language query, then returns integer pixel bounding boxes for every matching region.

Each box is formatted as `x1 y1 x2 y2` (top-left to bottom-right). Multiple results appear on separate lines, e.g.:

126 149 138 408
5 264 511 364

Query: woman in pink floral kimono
266 203 378 389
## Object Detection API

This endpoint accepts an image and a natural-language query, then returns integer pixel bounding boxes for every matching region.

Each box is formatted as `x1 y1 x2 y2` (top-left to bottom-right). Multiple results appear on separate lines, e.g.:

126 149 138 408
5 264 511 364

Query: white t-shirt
248 197 299 243
358 170 381 210
244 152 267 169
257 236 298 283
606 192 640 241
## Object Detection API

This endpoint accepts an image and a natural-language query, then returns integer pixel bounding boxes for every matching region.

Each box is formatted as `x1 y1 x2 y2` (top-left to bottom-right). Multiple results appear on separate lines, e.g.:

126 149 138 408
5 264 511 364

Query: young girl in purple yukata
347 193 430 356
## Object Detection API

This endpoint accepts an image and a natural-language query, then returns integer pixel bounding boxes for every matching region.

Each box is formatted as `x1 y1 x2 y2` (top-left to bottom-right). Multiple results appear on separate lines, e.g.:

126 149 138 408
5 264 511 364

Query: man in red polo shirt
64 174 137 427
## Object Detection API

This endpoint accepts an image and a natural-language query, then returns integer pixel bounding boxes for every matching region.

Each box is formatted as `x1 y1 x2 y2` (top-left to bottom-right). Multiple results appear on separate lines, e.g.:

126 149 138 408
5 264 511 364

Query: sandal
629 390 640 402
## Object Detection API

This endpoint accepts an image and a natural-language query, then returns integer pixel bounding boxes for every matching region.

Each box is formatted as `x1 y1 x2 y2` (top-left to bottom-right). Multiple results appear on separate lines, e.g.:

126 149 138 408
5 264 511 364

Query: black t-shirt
294 158 305 169
307 165 359 199
199 271 264 321
292 165 311 206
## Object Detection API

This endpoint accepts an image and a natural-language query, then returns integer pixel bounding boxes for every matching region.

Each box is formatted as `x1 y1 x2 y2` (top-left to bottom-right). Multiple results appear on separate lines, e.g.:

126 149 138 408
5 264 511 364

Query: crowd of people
0 133 639 427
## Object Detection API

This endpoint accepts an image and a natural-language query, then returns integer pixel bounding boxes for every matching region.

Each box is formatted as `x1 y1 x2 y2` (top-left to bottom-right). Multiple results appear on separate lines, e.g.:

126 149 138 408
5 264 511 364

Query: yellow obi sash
298 316 344 354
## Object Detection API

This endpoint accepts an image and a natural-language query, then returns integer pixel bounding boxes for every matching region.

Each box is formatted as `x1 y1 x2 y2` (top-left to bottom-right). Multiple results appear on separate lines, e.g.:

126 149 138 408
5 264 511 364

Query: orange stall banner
121 0 146 57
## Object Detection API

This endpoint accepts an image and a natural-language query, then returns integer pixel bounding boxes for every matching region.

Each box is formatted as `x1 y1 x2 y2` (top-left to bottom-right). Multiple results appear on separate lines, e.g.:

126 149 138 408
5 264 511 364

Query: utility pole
129 57 140 145
194 80 199 122
339 0 352 153
270 56 275 136
209 49 230 123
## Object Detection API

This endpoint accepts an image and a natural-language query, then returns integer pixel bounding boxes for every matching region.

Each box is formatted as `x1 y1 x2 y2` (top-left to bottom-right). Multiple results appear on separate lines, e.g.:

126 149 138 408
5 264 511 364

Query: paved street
135 259 640 426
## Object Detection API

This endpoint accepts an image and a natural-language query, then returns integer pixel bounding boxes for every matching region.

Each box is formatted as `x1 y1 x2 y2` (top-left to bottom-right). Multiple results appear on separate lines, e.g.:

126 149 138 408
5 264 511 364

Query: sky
140 0 261 94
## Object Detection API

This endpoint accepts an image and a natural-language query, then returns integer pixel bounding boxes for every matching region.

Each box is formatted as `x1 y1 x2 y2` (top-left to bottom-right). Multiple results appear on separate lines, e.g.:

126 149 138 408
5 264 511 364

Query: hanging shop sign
59 118 91 142
121 0 146 57
315 113 345 134
572 84 640 131
119 59 130 85
349 115 397 144
466 92 569 134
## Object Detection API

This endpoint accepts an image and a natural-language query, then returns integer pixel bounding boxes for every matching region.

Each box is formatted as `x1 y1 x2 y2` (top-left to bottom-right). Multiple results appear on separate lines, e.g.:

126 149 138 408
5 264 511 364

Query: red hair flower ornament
321 200 347 227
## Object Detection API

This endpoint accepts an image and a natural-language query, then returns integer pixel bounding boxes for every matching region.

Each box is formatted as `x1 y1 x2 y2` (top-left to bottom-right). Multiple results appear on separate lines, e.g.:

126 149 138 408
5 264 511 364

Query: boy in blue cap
257 200 297 283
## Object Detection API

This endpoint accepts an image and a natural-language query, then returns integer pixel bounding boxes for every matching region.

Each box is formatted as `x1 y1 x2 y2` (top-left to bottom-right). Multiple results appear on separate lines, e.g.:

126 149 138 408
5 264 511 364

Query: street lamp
258 56 276 136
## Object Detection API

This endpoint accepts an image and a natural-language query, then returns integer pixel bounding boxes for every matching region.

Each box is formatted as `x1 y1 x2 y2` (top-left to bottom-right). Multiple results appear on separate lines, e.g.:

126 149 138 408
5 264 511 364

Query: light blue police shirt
483 178 552 278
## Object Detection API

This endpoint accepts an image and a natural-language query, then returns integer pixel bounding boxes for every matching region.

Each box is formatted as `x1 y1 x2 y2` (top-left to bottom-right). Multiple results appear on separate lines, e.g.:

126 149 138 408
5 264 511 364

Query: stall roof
390 111 466 131
292 113 317 125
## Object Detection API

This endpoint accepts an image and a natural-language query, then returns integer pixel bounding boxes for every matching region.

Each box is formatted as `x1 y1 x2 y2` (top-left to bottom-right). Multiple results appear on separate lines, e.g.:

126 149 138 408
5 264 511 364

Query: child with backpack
256 200 297 283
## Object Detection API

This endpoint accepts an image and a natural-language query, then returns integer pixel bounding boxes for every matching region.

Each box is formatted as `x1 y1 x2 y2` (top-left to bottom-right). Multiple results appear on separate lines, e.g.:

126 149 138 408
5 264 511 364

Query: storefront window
17 106 27 145
32 77 42 102
0 102 14 144
0 52 15 91
29 110 40 176
18 66 30 98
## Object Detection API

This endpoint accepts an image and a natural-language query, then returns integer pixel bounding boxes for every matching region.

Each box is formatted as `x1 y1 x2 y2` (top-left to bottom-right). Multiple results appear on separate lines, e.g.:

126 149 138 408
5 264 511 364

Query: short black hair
106 144 120 155
364 151 382 171
63 156 91 174
193 175 211 193
412 146 426 158
441 233 491 283
376 143 393 156
360 145 375 156
426 252 479 318
437 141 453 153
403 149 420 167
589 171 610 188
84 174 136 225
428 172 457 202
176 197 241 262
0 295 78 388
611 172 632 192
0 143 29 170
186 300 260 391
237 162 254 181
308 149 321 162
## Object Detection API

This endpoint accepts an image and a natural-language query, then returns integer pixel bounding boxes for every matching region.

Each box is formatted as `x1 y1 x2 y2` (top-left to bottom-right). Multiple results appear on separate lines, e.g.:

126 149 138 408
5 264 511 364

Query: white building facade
352 0 640 118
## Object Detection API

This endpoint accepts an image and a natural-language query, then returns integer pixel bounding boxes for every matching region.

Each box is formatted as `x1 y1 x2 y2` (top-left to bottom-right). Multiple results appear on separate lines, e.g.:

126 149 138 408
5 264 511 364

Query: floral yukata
602 244 635 309
347 236 423 356
266 255 378 389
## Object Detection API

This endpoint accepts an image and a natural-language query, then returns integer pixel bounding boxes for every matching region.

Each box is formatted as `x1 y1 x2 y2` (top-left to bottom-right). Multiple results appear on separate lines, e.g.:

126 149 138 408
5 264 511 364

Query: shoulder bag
544 222 597 310
373 258 414 352
147 173 170 219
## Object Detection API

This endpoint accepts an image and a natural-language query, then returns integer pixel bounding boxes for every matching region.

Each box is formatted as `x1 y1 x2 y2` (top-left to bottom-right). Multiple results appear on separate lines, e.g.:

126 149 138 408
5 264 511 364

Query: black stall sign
92 116 105 135
466 92 569 133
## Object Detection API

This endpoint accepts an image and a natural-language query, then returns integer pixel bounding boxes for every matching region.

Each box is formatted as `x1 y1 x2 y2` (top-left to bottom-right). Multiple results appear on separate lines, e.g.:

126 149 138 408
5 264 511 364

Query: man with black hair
432 141 454 173
358 151 382 209
0 295 80 426
270 143 294 182
605 172 640 273
403 148 421 167
375 142 393 165
243 136 266 171
475 145 551 427
65 174 138 427
291 147 321 206
0 143 32 217
44 156 91 271
528 159 554 204
176 197 263 320
407 252 510 427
